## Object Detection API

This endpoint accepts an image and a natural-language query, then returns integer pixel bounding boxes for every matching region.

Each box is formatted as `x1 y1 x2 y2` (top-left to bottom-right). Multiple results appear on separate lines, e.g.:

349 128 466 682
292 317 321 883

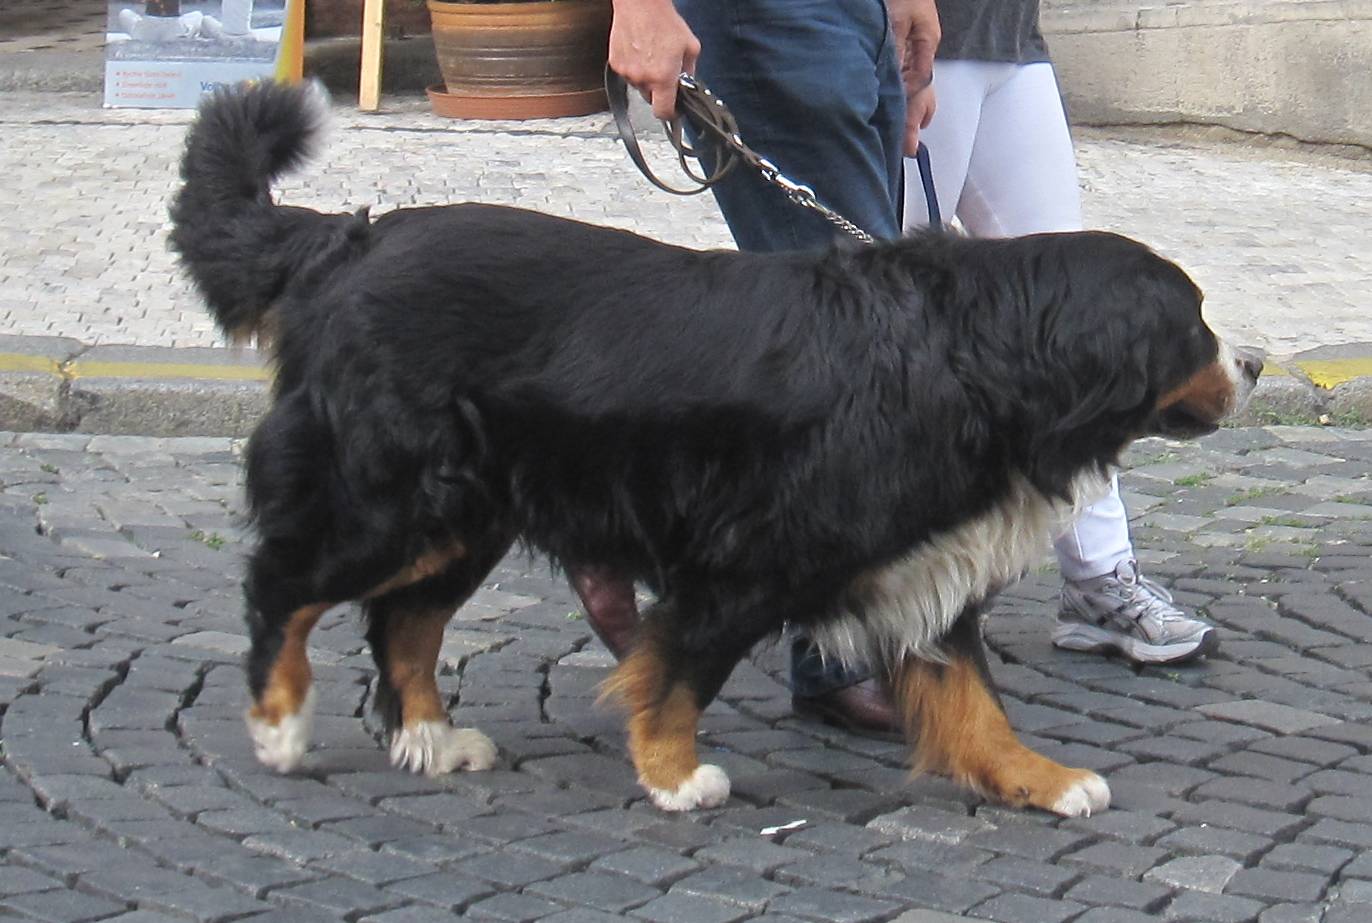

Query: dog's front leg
893 607 1111 817
600 621 731 812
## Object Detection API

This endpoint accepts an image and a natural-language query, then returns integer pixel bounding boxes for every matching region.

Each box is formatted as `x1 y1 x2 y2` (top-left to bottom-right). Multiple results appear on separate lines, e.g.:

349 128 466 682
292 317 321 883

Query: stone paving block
968 892 1086 923
871 870 1001 914
0 866 63 896
864 839 994 877
1198 699 1341 733
689 839 806 876
453 852 565 889
1060 841 1169 879
130 885 272 923
1257 904 1327 923
781 822 895 856
378 835 486 865
866 806 995 844
1064 872 1171 911
1239 866 1329 909
889 912 975 923
382 873 495 912
764 888 902 923
1061 808 1176 845
964 823 1091 862
0 888 130 922
773 787 902 824
190 852 319 898
1169 800 1305 838
360 907 466 923
506 830 629 867
241 828 359 862
463 892 568 922
668 867 791 911
1162 890 1267 922
538 910 629 923
1071 909 1161 923
1248 735 1360 767
1190 776 1310 812
973 853 1083 897
1145 855 1243 893
627 893 752 923
526 871 661 914
308 851 435 888
1154 826 1272 868
374 793 488 829
773 855 902 891
322 813 441 847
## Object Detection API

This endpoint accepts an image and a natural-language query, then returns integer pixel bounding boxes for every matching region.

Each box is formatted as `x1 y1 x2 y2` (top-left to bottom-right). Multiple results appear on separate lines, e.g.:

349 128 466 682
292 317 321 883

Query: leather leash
606 67 942 244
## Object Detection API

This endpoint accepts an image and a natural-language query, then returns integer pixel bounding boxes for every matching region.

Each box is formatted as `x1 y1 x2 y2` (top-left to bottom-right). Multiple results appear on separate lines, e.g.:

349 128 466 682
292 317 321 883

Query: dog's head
954 231 1259 497
1061 232 1260 439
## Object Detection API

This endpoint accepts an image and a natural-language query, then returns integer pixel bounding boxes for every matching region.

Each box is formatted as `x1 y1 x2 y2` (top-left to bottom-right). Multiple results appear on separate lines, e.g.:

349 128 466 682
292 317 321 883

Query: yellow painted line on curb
1291 358 1372 390
0 354 61 375
69 361 270 382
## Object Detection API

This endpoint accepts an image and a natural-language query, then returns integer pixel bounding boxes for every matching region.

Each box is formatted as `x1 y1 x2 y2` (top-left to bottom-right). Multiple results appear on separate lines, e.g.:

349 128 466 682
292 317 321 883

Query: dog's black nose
1237 349 1264 382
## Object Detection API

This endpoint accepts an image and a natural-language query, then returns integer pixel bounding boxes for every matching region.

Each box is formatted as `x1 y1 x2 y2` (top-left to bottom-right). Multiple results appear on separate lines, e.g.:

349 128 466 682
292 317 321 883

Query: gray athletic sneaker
1052 559 1219 664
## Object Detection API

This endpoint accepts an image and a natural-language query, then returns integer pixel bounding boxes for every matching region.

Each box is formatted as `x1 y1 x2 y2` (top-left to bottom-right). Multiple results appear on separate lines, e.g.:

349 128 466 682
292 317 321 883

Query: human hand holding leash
888 0 941 153
608 0 701 120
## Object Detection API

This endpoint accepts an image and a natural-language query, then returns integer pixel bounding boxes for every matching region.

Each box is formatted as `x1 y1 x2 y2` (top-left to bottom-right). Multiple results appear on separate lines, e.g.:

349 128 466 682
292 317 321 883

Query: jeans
677 0 905 695
676 0 905 250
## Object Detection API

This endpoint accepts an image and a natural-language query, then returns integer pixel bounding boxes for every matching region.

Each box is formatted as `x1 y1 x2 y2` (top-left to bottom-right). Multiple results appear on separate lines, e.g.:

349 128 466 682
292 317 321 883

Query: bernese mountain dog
169 82 1259 816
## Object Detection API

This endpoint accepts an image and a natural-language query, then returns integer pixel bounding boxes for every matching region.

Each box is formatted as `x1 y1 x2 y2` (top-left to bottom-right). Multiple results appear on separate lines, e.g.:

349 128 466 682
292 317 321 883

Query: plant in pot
426 0 612 119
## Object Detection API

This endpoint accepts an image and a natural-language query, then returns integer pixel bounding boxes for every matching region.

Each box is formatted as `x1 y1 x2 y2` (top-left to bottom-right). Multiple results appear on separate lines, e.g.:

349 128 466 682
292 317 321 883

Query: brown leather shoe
568 567 640 660
793 679 902 738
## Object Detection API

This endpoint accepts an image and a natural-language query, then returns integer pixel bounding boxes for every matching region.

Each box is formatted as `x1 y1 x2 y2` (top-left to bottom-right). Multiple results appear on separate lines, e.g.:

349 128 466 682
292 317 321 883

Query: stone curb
0 335 1367 437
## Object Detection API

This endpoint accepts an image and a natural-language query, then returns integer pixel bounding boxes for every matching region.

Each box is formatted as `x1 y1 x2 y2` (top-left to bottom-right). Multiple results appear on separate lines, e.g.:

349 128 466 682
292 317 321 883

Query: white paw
646 763 731 812
1050 771 1111 817
245 687 315 773
389 721 497 776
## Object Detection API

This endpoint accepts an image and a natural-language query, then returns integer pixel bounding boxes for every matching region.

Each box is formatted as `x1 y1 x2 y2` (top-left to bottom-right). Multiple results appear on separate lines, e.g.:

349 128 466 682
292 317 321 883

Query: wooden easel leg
359 0 385 111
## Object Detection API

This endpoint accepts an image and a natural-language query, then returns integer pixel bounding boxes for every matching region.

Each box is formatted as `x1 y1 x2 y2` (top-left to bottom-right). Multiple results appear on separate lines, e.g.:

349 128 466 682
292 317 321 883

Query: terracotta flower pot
426 0 611 119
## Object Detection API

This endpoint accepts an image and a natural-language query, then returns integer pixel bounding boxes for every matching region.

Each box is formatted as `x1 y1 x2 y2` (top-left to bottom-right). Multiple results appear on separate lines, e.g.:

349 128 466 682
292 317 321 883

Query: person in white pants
904 55 1219 665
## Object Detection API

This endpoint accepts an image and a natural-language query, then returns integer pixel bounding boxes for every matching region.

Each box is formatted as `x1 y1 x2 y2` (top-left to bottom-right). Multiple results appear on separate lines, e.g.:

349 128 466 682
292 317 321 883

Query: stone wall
1043 0 1372 148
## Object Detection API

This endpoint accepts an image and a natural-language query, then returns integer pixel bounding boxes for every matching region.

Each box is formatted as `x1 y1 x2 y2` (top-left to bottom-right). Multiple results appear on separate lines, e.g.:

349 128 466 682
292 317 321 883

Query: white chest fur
811 472 1107 669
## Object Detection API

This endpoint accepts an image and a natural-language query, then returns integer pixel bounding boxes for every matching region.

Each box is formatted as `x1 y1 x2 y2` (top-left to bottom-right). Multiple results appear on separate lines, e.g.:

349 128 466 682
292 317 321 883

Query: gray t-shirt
935 0 1049 64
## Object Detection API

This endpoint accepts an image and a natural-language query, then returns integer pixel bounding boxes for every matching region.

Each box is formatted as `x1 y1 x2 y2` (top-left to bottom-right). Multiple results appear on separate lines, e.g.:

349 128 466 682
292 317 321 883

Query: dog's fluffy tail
170 80 360 344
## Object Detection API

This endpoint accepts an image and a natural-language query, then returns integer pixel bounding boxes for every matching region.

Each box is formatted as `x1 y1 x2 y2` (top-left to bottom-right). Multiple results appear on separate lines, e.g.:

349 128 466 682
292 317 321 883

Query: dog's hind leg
894 606 1111 818
366 541 509 776
245 599 329 773
244 538 489 774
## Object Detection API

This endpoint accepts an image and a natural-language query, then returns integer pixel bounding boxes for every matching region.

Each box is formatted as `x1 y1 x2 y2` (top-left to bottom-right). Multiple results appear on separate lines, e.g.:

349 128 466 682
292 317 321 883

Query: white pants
903 60 1133 581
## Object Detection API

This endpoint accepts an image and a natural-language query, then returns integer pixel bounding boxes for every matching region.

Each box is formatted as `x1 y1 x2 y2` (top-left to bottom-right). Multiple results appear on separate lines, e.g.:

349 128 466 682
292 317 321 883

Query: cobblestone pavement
0 92 1369 355
0 426 1368 922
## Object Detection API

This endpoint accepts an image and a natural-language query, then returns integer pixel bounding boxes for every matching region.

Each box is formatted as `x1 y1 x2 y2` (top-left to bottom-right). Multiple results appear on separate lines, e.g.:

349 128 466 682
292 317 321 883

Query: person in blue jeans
567 0 939 734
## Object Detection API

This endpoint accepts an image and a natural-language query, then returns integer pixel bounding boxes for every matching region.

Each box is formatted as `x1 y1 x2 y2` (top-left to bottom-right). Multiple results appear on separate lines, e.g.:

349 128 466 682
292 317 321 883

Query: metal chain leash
606 69 878 246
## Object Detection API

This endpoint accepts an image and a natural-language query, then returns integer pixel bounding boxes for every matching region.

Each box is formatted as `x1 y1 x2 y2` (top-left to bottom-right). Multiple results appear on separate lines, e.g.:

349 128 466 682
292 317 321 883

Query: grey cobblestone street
0 426 1369 921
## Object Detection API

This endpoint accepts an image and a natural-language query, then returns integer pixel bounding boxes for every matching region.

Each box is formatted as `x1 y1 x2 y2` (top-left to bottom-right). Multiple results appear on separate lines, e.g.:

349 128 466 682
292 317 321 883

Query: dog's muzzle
1153 340 1262 438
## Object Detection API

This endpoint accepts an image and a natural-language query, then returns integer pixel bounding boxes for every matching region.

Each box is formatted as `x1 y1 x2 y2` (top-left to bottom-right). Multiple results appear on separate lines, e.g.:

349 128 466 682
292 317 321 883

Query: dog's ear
1017 248 1175 499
